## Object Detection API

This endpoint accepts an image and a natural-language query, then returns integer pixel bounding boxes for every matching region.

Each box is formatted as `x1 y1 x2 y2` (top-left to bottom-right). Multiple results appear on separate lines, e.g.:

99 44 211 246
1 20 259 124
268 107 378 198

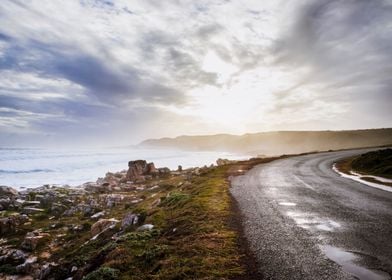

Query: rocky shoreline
0 158 233 279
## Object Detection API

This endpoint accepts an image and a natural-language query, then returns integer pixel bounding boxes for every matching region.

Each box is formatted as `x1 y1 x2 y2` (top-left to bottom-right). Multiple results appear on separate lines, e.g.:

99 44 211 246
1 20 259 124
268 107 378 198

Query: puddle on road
332 164 392 193
279 202 297 206
286 211 341 232
321 245 390 280
316 220 341 231
279 202 389 279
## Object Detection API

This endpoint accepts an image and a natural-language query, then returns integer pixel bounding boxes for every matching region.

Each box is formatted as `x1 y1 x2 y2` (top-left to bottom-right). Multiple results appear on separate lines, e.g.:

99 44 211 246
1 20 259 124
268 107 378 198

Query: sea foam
0 147 245 189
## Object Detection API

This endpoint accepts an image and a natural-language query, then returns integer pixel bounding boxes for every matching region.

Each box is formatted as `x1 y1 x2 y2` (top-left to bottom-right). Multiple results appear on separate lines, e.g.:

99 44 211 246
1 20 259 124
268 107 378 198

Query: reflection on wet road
231 149 392 280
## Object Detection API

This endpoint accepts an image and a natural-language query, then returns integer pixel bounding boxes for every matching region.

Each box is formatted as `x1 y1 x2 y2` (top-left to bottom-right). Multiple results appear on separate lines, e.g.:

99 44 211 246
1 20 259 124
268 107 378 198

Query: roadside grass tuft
84 267 120 280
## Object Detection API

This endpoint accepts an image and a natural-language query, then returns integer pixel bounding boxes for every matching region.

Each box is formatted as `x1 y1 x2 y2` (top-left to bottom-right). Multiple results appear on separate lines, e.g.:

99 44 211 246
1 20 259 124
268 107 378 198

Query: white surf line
332 164 392 193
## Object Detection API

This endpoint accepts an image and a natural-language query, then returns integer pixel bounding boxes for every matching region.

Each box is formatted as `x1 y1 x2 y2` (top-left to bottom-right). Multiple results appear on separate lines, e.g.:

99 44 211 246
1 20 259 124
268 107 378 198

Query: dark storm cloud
0 37 183 105
0 32 11 41
0 94 108 120
274 0 392 93
54 55 136 96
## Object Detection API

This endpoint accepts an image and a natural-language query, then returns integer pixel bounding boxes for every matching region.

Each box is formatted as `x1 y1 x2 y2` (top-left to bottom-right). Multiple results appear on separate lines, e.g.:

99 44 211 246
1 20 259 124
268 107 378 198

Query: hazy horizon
1 1 391 148
0 127 391 149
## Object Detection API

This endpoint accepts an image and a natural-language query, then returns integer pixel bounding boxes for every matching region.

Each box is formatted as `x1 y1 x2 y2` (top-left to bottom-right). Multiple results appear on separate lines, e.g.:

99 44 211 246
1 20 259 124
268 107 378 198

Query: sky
0 0 391 147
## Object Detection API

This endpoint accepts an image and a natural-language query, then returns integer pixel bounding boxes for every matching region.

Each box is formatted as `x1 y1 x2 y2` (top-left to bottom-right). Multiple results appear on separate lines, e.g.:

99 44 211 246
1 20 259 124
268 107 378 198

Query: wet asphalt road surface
231 149 392 280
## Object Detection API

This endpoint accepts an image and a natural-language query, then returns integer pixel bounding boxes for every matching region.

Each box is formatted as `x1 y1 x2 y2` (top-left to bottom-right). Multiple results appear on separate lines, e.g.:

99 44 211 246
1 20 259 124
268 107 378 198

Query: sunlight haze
0 0 391 147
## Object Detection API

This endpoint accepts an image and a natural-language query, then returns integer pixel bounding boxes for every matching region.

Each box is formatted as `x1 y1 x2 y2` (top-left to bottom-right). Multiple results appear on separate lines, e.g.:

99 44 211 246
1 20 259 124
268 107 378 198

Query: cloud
269 0 392 124
274 0 392 94
0 0 390 147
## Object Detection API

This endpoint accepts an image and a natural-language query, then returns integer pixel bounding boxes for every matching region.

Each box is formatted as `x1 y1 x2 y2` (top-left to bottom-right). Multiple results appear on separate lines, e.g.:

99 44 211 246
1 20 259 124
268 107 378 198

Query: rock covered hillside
0 158 250 279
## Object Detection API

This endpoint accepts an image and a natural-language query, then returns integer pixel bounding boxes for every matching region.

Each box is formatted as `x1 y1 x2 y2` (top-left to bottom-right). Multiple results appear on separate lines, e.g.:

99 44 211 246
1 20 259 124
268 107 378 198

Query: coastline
0 157 256 279
0 147 247 190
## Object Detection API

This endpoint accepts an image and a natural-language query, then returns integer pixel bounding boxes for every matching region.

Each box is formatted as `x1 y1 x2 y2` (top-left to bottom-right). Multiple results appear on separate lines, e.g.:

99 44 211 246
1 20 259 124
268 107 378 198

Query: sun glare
202 51 238 83
166 64 303 132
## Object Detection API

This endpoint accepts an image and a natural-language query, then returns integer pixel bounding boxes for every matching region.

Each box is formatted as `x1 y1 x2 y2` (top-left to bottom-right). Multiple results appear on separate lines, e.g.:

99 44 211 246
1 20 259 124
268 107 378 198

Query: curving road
231 149 392 280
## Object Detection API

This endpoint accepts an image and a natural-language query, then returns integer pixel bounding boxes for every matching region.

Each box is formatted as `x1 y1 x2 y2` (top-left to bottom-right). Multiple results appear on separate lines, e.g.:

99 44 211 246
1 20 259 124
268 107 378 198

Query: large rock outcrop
126 160 158 181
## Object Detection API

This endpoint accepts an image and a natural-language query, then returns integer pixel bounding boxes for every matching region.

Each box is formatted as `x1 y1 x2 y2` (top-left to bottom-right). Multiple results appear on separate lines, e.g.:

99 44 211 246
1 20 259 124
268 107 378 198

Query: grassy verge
77 158 282 279
110 166 245 280
351 148 392 179
1 156 283 279
71 166 246 279
334 156 356 175
335 149 392 187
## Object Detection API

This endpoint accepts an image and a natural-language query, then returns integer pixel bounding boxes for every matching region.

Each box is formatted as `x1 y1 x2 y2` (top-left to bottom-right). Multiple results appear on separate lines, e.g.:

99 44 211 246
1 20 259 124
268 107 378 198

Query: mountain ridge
139 128 392 156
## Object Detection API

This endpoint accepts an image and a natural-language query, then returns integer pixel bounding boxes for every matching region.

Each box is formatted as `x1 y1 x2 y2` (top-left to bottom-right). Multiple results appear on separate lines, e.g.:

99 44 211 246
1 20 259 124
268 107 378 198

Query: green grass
0 264 17 275
100 166 245 280
1 158 279 279
336 149 392 179
84 267 120 280
351 148 392 178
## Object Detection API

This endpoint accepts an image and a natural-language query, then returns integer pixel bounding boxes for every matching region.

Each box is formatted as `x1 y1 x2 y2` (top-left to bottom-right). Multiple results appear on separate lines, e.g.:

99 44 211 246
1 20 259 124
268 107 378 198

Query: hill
139 128 392 156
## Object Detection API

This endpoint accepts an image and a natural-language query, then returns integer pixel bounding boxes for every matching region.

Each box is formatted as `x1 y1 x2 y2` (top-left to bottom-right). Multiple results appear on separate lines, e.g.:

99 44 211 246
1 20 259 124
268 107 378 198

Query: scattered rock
0 159 199 278
63 203 95 217
101 194 125 208
158 167 171 175
0 249 26 265
22 207 45 215
216 158 231 166
91 218 119 237
72 224 84 232
0 186 18 210
136 224 154 231
21 231 50 251
0 214 29 234
91 211 105 220
23 200 41 206
50 202 67 216
38 193 56 208
121 213 139 229
16 256 37 274
84 182 106 193
14 198 26 207
0 186 18 197
0 197 11 210
63 208 77 217
39 262 58 280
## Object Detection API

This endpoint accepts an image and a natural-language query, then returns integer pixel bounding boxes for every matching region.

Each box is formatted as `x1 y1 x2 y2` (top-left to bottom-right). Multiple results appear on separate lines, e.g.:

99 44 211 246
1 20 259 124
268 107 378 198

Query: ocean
0 147 246 190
